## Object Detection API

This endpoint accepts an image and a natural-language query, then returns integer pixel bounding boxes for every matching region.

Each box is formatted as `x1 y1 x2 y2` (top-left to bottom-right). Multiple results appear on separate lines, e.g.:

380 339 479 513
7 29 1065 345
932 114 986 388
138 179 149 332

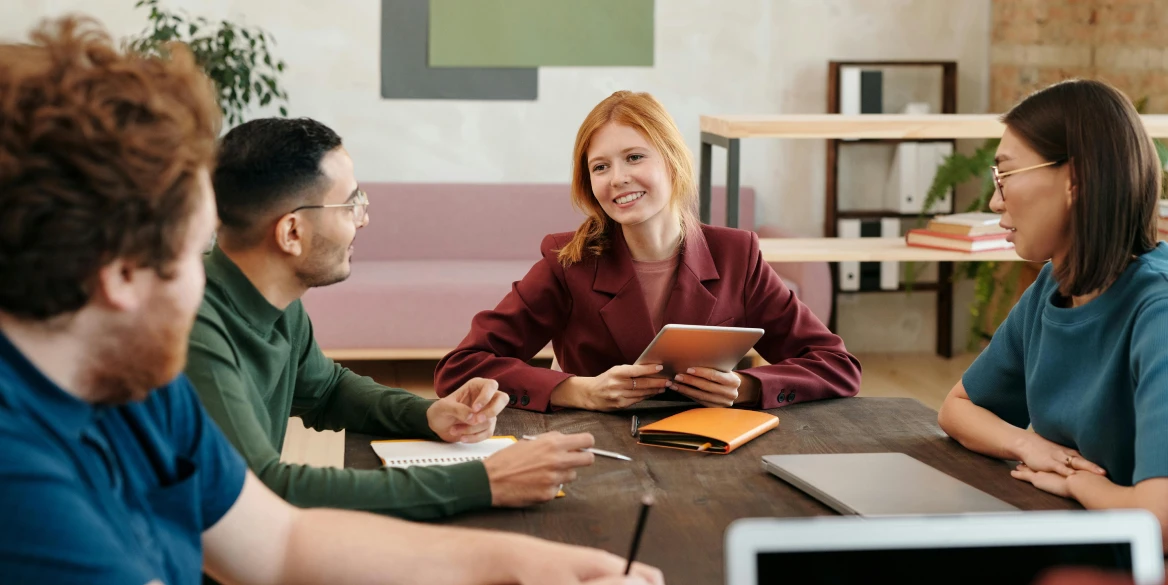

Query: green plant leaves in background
126 0 290 126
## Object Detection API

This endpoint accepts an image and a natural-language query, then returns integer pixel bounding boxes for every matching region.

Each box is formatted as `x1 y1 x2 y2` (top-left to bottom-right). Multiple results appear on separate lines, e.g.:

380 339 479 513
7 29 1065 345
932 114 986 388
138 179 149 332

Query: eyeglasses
291 188 369 225
991 160 1064 201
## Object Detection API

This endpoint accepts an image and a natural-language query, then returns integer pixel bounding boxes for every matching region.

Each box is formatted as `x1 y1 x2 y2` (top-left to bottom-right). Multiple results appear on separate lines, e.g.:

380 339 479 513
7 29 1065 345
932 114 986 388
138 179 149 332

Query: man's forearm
280 508 525 585
310 371 436 438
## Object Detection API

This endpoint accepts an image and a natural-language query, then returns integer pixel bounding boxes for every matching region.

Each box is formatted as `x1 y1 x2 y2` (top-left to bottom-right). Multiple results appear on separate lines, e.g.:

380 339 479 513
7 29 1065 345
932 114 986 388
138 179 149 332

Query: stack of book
905 212 1013 252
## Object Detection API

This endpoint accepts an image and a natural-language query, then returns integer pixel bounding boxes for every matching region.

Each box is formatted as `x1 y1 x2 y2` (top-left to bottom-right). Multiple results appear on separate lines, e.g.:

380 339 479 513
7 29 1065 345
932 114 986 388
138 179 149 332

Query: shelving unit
822 60 957 352
697 103 1168 357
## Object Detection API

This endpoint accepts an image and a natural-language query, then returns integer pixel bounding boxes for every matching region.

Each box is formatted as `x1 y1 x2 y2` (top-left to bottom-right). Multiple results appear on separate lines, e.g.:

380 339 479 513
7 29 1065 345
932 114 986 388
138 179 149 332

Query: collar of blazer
593 225 722 364
591 225 720 295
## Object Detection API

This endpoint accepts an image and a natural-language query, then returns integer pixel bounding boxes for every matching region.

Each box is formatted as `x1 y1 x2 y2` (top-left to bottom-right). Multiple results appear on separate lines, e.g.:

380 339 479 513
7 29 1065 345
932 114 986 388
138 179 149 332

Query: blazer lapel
596 230 657 364
661 228 720 327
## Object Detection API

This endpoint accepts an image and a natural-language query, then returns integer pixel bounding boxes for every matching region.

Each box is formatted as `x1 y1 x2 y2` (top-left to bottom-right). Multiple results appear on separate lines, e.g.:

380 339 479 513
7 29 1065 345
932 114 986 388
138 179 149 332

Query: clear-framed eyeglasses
991 160 1064 201
291 188 369 225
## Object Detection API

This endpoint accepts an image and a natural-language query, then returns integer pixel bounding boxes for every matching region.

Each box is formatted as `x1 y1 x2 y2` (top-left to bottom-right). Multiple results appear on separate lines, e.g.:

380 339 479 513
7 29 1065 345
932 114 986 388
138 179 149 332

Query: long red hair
557 91 699 266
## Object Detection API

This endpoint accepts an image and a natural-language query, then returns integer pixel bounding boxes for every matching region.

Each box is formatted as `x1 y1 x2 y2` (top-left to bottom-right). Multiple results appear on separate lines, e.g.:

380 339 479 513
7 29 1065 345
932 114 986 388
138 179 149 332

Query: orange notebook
636 408 779 454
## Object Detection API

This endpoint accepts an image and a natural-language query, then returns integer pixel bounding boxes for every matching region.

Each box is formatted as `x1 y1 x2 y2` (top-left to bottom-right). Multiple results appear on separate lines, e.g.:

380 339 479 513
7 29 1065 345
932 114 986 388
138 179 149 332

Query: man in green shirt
187 117 594 519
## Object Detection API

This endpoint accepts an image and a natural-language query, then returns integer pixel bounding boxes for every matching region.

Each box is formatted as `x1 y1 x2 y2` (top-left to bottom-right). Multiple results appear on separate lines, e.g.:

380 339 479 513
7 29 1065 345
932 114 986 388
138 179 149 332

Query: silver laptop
762 452 1019 516
725 510 1165 585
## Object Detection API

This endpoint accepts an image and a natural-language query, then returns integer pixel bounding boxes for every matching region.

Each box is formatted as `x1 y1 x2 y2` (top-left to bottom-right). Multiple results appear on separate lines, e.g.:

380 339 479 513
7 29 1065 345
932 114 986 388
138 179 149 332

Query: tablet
633 324 765 379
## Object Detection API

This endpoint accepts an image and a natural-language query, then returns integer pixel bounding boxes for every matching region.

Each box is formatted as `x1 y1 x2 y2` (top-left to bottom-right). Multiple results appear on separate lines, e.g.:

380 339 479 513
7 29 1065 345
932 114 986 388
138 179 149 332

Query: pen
630 415 639 437
624 494 654 574
520 435 633 461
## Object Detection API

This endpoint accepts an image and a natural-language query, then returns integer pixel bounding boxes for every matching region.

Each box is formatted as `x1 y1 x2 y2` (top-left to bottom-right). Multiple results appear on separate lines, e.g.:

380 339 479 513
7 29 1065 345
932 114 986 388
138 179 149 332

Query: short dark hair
1003 79 1162 296
212 117 343 244
0 17 221 320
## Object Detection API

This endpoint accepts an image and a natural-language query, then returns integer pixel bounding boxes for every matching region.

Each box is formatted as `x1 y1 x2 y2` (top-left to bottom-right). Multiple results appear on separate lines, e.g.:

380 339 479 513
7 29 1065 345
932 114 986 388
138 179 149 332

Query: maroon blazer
435 225 861 412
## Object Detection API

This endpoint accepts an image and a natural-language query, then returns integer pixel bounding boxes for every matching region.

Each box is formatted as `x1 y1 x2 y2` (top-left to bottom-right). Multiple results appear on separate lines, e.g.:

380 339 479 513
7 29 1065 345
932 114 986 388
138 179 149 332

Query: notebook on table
370 436 565 497
636 408 778 454
371 436 517 468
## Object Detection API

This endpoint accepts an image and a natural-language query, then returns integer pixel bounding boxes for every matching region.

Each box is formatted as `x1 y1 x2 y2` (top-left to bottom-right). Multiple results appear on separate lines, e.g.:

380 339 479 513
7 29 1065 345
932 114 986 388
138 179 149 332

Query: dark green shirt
185 247 491 519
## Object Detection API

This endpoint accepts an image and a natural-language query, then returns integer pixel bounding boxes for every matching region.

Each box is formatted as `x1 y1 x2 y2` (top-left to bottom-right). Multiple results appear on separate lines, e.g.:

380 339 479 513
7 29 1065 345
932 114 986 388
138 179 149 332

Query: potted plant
125 0 289 126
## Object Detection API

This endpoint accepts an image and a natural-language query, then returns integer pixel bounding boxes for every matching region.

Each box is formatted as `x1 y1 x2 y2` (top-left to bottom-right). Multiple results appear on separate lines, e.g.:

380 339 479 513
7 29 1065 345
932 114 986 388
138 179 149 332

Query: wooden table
346 398 1076 585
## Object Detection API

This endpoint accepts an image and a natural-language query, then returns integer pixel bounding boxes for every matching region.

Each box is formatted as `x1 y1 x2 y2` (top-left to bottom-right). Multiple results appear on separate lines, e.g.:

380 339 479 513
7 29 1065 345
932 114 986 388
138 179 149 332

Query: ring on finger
1066 455 1074 466
632 379 636 390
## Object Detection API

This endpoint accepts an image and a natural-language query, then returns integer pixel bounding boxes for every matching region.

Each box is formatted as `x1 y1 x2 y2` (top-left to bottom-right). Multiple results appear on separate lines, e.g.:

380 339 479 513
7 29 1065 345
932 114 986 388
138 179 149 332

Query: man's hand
426 378 508 443
483 431 596 507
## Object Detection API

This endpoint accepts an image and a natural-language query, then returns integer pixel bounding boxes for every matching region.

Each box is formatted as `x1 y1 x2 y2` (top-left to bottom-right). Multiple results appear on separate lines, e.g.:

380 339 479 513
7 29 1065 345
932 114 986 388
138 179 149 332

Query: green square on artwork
428 0 654 67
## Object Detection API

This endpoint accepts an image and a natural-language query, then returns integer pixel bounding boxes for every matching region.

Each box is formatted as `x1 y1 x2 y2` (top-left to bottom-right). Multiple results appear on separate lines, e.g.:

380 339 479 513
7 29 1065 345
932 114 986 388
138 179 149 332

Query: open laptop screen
757 542 1133 584
726 511 1162 585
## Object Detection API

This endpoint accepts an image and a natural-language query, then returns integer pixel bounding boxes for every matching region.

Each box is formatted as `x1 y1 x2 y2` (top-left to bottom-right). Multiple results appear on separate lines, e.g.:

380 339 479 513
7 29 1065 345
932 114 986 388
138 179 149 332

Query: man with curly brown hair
0 16 662 585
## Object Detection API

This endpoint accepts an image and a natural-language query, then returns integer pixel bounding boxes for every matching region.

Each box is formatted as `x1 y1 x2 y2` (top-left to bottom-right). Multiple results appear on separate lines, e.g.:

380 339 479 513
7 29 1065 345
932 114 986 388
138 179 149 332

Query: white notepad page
370 436 517 468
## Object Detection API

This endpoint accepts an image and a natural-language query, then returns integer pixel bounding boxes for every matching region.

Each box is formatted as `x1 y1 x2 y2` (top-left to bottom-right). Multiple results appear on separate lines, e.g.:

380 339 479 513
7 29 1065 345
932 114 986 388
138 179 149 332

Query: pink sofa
300 183 830 356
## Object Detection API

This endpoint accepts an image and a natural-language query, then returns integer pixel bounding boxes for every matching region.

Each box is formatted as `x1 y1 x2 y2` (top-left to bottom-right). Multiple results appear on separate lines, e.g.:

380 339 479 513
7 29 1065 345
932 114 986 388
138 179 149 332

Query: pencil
624 494 655 574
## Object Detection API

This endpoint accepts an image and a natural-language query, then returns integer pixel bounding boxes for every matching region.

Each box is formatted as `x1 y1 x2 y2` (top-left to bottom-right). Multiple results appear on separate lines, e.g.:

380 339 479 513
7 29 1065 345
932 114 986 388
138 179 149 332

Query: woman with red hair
437 91 860 412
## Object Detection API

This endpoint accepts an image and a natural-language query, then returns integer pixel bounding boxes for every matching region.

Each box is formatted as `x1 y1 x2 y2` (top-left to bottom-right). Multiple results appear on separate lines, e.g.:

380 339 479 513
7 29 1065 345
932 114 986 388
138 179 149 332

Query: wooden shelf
838 282 942 293
837 138 957 145
836 210 950 220
700 113 1168 140
759 237 1023 263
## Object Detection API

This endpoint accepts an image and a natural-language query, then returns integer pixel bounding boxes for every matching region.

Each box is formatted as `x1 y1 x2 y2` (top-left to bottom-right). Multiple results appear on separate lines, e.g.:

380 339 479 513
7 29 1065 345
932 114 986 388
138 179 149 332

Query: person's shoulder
126 375 204 435
699 224 754 244
1129 243 1168 295
538 232 583 275
194 277 232 332
1027 260 1060 299
540 231 576 255
0 409 78 484
1122 244 1168 318
698 224 756 260
189 292 237 361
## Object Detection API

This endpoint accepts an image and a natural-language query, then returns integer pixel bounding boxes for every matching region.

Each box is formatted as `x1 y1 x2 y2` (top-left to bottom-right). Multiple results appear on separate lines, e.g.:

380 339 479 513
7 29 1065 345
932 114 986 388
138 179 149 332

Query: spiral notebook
370 436 517 468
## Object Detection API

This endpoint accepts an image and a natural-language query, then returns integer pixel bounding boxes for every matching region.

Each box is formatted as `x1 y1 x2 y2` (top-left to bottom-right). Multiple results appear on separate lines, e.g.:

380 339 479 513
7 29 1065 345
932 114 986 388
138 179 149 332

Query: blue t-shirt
963 243 1168 486
0 331 247 585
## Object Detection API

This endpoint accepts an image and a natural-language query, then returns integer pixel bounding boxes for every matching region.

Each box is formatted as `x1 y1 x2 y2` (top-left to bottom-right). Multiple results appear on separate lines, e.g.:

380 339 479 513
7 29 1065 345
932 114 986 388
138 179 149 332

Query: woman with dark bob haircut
938 79 1168 546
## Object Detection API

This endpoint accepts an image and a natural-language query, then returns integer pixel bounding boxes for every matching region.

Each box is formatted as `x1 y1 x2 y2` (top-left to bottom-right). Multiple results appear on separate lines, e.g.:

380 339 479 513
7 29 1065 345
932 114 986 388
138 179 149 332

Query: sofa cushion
353 183 757 261
303 259 804 351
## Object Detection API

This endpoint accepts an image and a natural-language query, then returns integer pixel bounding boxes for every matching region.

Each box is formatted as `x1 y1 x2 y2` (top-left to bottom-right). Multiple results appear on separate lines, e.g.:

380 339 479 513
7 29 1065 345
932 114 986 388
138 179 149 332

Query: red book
905 228 1014 253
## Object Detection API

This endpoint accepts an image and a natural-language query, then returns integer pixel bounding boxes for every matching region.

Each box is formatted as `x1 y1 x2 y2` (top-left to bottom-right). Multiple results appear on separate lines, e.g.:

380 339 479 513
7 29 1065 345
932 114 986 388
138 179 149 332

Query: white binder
883 142 954 214
880 217 900 290
918 142 953 214
837 219 861 291
883 142 920 213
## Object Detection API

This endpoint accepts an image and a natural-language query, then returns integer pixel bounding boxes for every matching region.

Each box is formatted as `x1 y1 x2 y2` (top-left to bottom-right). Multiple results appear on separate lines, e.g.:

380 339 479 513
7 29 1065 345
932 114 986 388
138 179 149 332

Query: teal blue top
963 242 1168 486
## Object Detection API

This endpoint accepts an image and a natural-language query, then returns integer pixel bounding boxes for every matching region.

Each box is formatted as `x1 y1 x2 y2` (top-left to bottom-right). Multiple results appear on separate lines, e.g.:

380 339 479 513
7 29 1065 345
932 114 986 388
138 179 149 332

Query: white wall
2 0 992 352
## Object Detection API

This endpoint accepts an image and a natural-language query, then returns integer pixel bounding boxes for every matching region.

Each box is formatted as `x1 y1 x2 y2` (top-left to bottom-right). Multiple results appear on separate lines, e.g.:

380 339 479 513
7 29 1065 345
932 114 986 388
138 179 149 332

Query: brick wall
991 0 1168 112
